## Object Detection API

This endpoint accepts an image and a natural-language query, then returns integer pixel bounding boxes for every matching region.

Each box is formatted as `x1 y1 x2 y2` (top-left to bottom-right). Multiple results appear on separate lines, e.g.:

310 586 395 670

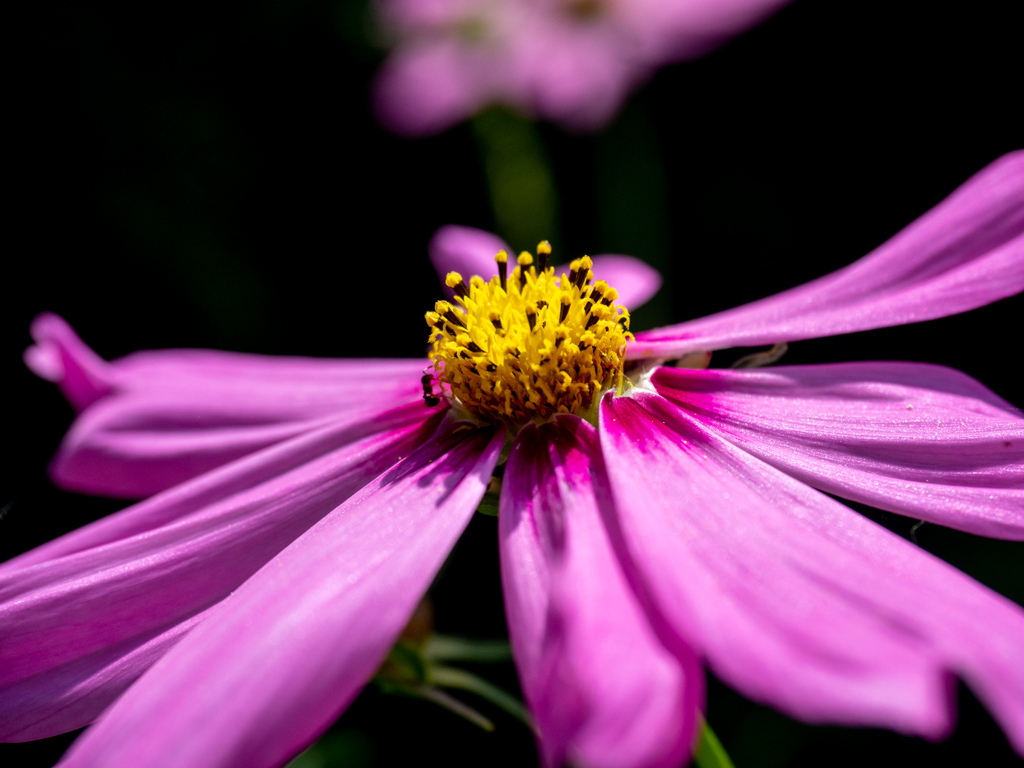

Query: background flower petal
625 0 795 63
600 393 1024 753
630 151 1024 358
501 417 699 768
653 362 1024 539
26 314 427 497
57 419 503 768
0 409 440 740
374 41 490 136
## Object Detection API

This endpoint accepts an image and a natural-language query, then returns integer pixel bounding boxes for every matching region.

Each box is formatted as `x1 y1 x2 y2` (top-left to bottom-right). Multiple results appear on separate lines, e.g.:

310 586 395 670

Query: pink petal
428 225 511 292
27 314 427 497
374 41 487 136
25 313 113 410
0 608 209 742
588 255 663 311
58 420 503 768
429 225 662 309
600 393 1024 753
500 416 700 768
519 21 638 131
630 151 1024 359
0 409 440 740
3 403 434 571
652 362 1024 539
626 0 795 63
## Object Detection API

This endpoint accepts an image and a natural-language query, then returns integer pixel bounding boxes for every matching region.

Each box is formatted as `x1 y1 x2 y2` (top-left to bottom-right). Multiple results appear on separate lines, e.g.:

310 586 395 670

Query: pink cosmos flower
2 152 1024 768
374 0 792 134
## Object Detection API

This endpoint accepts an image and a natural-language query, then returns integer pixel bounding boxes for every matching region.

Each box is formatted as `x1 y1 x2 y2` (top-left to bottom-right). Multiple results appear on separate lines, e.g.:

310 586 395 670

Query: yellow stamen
426 244 633 426
536 240 551 272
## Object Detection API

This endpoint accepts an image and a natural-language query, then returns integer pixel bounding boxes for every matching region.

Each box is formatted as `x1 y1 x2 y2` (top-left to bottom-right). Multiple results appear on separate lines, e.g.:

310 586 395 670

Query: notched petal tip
25 313 112 411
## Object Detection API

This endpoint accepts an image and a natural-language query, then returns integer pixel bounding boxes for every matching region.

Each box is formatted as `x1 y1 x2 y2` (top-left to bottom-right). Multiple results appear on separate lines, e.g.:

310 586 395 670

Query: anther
445 272 470 299
536 240 551 272
425 242 633 424
495 250 508 292
517 252 533 292
573 256 593 289
558 295 571 324
435 301 466 329
568 259 579 287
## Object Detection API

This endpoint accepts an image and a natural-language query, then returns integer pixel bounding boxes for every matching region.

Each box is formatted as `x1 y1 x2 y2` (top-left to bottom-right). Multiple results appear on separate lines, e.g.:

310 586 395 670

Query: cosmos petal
0 409 440 739
0 608 209 742
429 225 511 292
630 151 1024 358
626 0 796 63
374 41 486 136
2 402 435 571
57 419 503 768
588 255 663 311
521 23 637 130
500 416 699 768
652 362 1024 539
600 393 1024 753
429 225 662 309
25 314 426 497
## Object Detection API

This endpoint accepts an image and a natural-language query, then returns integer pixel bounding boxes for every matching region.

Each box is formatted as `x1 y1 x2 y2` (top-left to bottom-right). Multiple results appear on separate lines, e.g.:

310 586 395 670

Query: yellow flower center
425 242 633 426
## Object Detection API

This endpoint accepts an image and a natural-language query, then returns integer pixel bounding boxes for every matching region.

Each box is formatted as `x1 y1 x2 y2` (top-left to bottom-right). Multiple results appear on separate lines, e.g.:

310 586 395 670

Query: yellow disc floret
425 243 633 426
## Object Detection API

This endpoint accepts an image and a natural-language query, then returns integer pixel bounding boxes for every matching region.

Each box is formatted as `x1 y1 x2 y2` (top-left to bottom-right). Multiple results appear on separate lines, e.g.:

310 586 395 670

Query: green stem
422 635 511 663
694 717 736 768
471 108 559 250
407 685 495 732
428 665 534 732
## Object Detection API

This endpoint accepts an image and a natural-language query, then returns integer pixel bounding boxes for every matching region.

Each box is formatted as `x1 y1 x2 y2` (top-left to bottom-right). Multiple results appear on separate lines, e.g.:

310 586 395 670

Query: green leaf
379 641 426 684
476 493 500 517
694 717 736 768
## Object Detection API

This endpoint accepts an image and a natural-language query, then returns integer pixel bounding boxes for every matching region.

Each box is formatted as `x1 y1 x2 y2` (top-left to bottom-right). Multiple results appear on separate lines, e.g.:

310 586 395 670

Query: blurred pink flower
374 0 792 134
2 152 1024 768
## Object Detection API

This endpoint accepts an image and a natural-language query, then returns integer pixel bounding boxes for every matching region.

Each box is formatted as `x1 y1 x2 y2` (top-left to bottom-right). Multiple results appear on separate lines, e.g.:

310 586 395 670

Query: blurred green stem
471 108 559 250
422 634 511 663
428 665 534 731
694 717 736 768
594 98 671 329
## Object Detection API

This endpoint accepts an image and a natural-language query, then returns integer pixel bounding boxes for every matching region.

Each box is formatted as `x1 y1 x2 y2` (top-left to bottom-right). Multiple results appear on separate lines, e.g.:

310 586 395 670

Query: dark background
3 0 1021 766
